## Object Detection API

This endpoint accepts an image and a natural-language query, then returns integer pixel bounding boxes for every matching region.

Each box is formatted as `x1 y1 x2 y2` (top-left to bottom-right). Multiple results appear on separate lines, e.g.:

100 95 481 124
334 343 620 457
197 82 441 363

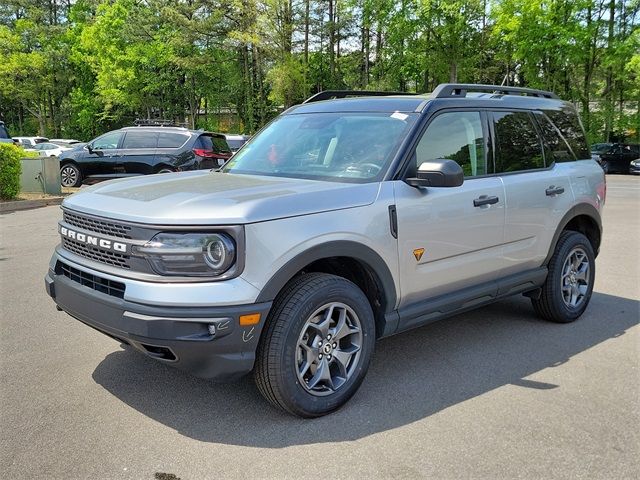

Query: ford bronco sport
45 84 605 417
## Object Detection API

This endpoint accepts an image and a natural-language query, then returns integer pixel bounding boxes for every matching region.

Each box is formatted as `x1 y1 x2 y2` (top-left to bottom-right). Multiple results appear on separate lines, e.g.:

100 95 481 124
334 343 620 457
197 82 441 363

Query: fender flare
544 203 602 265
255 240 398 313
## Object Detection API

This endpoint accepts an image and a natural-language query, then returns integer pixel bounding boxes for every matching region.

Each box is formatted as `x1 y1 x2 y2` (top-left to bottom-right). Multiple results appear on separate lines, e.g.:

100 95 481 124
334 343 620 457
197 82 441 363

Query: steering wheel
344 162 382 176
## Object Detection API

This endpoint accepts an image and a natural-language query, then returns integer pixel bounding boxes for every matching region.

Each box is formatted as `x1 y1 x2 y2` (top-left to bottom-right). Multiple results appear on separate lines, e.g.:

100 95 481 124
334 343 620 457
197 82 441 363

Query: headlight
133 232 236 276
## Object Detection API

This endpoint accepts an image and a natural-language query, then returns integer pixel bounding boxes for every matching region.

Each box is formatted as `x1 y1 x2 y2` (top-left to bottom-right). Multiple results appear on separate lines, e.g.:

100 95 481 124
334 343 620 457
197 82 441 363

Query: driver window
92 132 123 150
416 111 487 177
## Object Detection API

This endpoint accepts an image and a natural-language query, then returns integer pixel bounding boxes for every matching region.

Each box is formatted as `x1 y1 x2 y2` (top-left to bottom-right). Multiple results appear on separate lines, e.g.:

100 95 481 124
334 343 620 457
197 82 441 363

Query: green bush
0 143 23 200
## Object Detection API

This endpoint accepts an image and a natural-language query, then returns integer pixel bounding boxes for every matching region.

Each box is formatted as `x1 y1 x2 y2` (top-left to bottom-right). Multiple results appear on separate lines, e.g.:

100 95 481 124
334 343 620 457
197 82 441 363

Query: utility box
20 157 61 195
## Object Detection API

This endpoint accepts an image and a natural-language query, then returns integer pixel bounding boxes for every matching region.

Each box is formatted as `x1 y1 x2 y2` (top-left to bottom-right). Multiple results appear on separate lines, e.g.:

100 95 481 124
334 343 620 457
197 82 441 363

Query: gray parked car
45 84 605 417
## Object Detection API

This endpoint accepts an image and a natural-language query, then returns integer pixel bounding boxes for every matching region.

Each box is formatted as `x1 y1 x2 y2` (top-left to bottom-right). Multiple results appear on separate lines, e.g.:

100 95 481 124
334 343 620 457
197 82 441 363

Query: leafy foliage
0 144 23 200
0 0 637 143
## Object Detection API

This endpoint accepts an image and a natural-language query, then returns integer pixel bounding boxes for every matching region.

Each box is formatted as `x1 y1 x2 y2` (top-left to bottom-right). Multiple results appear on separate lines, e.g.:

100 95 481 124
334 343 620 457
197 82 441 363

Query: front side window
415 111 487 177
493 111 545 172
92 132 123 150
223 112 418 182
122 131 158 149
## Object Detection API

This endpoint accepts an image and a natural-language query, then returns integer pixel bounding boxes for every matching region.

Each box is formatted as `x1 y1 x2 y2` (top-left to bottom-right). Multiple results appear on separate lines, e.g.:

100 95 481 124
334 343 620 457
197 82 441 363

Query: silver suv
45 84 605 417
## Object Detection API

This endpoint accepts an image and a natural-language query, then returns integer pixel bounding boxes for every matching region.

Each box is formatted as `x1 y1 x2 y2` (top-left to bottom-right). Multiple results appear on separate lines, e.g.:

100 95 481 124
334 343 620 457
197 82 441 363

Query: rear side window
543 109 589 159
157 132 188 148
533 112 575 163
122 131 158 149
0 124 9 139
416 111 488 177
493 111 545 172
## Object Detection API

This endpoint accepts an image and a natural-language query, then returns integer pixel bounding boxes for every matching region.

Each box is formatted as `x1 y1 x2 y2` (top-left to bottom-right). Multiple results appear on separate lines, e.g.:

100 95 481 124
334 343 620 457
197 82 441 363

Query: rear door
118 130 159 174
394 110 506 308
493 110 575 276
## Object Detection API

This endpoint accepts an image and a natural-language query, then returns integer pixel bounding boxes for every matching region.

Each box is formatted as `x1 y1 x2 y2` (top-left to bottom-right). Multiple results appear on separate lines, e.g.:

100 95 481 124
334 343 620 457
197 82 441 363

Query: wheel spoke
308 306 333 339
306 358 333 391
575 263 589 282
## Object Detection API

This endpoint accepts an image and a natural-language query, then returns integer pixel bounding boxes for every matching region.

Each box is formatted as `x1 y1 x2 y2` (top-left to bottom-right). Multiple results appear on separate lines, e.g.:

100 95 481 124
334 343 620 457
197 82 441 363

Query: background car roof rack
431 83 559 99
133 119 186 127
303 90 417 103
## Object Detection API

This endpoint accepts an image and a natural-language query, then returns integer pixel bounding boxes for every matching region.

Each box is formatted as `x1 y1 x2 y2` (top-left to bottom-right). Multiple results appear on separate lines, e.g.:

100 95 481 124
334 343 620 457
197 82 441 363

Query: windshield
222 112 418 182
591 143 613 154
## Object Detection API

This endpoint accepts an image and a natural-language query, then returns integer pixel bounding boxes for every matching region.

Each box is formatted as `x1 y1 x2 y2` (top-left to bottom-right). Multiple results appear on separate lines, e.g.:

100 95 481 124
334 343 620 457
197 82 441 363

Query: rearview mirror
406 159 464 188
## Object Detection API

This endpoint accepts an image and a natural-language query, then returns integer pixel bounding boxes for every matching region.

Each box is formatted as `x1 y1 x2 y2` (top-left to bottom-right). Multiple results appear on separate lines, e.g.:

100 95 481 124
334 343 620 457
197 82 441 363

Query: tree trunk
449 62 457 83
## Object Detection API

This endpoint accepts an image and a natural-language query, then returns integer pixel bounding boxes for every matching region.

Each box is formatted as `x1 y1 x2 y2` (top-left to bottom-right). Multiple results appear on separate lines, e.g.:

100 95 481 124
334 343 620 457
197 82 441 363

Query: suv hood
62 171 380 225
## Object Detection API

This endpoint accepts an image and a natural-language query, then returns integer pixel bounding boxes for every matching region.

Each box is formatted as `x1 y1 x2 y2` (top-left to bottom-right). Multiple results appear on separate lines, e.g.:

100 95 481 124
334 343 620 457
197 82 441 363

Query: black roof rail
431 83 559 99
133 118 186 127
303 90 416 103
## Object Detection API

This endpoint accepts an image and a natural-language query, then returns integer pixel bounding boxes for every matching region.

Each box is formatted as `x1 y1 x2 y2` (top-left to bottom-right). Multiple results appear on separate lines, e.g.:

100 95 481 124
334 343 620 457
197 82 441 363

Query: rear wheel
60 163 82 187
532 231 595 323
255 273 375 417
156 167 175 174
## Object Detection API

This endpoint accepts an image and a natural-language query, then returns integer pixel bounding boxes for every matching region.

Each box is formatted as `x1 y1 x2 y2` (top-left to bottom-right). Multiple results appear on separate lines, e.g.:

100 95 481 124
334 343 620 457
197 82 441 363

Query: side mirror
86 144 94 153
406 159 464 188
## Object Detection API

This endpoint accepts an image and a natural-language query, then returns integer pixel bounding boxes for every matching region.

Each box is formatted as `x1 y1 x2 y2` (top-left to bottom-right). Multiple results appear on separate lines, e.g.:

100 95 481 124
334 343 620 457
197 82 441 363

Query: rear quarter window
534 112 575 163
543 108 590 159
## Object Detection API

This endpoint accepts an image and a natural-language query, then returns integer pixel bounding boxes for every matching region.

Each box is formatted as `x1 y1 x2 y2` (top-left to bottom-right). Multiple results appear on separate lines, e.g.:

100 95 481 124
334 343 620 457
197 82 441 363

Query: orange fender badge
413 248 425 261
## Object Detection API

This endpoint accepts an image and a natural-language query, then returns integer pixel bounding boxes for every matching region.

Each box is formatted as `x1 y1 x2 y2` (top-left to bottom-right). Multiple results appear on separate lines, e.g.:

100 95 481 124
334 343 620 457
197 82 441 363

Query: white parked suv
45 84 605 417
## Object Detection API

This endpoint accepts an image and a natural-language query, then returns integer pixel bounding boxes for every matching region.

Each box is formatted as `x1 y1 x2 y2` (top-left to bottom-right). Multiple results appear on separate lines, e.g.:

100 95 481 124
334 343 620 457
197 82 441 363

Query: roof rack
133 119 186 127
303 90 416 103
431 83 559 99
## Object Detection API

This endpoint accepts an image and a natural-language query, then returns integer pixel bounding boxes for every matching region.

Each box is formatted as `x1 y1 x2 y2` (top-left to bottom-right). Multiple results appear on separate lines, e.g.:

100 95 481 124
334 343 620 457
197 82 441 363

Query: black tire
60 162 82 187
156 167 175 174
255 273 375 418
532 231 595 323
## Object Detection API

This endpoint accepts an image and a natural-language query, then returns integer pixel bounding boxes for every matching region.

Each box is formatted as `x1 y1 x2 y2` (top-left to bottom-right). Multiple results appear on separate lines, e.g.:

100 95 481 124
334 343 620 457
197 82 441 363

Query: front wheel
60 163 82 187
255 273 375 417
532 231 595 323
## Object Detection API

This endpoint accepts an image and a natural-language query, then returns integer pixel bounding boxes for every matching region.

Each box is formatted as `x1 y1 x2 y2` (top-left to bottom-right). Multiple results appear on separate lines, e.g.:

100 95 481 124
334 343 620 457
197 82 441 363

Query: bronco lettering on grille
60 226 128 253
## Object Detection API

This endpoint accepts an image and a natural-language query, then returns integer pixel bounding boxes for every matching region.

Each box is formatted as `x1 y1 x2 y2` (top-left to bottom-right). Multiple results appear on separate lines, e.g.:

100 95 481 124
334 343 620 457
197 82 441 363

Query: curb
0 196 64 214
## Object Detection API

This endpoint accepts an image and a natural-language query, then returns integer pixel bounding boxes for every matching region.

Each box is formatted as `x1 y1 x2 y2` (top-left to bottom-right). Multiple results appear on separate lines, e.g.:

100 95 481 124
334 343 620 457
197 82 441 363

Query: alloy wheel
60 166 77 187
296 302 363 396
561 247 590 308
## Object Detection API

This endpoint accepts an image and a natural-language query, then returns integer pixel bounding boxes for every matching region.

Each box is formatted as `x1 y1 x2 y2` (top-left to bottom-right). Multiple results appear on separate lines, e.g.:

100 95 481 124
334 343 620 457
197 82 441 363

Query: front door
83 131 124 176
394 110 506 312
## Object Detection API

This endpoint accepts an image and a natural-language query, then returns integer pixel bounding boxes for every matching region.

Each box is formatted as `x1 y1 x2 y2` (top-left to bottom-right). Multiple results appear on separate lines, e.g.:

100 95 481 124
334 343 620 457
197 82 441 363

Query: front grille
62 237 130 269
63 211 132 239
57 261 126 299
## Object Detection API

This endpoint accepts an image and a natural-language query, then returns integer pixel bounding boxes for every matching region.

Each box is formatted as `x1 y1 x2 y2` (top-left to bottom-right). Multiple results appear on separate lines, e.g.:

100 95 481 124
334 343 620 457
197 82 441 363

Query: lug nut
327 334 332 340
332 342 337 348
319 354 323 359
328 355 332 360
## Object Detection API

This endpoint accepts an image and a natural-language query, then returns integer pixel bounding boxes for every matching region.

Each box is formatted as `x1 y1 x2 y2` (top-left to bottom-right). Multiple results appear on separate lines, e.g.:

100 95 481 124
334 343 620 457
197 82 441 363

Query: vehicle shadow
92 292 638 447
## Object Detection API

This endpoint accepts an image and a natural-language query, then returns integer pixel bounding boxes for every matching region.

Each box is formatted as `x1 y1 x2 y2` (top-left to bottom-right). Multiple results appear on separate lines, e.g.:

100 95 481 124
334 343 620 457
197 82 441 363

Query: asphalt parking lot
1 175 638 480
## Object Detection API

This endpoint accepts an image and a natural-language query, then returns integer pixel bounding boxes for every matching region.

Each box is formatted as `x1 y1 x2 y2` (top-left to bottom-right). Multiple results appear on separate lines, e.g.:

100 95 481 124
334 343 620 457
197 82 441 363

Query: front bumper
45 257 271 381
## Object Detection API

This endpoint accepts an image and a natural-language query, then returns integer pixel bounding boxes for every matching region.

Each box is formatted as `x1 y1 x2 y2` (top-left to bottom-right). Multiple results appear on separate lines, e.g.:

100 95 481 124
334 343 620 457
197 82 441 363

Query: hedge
0 143 24 200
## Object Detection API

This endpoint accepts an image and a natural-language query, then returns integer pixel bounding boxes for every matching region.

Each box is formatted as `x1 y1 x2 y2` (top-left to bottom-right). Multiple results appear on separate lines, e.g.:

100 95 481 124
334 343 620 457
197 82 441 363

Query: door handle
473 195 499 207
545 186 565 196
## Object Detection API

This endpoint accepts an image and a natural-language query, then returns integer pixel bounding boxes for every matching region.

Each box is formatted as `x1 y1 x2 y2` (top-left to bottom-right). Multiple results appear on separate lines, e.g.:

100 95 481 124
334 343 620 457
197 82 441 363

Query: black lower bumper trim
46 269 271 381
